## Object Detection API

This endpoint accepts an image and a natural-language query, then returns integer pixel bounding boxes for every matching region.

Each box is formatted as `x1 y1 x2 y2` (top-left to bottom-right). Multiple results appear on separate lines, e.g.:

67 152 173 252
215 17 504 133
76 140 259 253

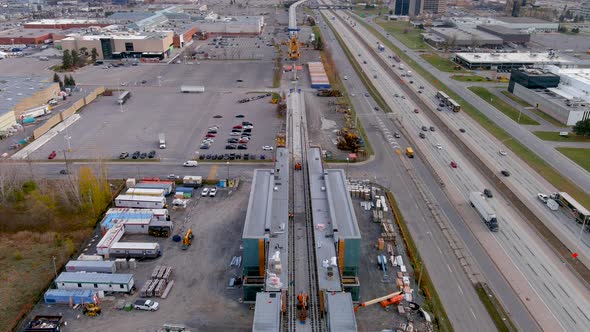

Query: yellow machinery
288 35 300 60
181 228 193 250
354 292 402 312
297 292 308 322
337 128 361 152
83 303 101 316
276 133 286 147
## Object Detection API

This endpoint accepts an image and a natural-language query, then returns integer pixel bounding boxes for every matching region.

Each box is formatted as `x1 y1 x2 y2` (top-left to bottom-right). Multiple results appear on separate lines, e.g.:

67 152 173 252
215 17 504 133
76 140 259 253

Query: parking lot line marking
208 165 218 180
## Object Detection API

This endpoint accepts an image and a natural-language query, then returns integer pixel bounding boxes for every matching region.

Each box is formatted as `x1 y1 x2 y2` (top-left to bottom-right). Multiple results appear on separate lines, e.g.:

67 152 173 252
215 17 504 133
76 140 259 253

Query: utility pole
62 150 69 174
52 256 57 278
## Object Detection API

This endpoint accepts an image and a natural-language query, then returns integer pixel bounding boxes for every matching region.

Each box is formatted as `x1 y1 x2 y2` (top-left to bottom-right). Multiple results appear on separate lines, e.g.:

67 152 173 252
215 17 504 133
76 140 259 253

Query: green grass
421 54 469 73
468 86 540 125
500 90 532 107
533 131 590 143
386 192 454 332
556 148 590 172
475 283 517 332
352 7 385 17
376 20 428 50
351 14 590 211
452 75 505 83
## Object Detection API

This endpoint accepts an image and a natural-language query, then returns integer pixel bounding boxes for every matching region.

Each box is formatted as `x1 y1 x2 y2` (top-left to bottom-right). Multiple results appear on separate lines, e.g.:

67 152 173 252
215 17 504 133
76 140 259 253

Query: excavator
181 228 193 250
297 292 309 323
354 291 404 312
83 303 101 317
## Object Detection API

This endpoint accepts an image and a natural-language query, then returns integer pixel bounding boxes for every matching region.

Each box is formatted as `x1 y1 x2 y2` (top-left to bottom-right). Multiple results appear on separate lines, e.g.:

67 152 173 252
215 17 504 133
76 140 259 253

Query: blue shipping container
44 289 97 305
174 186 193 193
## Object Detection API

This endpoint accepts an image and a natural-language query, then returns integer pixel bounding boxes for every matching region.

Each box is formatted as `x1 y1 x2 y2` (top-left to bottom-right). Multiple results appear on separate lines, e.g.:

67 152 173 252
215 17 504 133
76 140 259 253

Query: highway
323 8 590 331
313 11 498 332
353 13 590 193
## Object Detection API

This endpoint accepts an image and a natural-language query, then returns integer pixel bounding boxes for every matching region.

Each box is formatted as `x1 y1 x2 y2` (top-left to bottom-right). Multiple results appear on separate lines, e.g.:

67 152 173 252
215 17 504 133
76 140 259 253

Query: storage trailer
44 289 99 305
65 260 116 273
109 242 162 259
55 272 135 293
115 194 167 209
469 192 499 232
125 188 166 197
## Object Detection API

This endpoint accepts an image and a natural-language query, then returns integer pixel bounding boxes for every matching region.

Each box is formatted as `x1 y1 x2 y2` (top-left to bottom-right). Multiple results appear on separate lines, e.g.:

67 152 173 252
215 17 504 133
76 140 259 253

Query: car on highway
501 170 511 177
436 107 442 111
430 126 435 131
419 132 426 139
209 187 217 197
365 93 370 97
394 133 401 138
262 145 274 151
483 189 493 198
119 152 129 159
59 169 69 175
450 161 458 168
459 128 466 133
167 174 180 179
419 86 424 89
233 125 243 129
148 150 156 158
421 126 428 131
201 188 210 197
373 74 378 78
418 90 422 94
344 76 348 80
205 133 216 138
363 61 367 64
401 96 406 99
236 114 245 118
243 125 253 129
499 150 507 156
48 151 57 159
414 109 419 113
434 143 442 149
537 193 549 203
183 160 198 167
374 106 379 111
395 93 399 97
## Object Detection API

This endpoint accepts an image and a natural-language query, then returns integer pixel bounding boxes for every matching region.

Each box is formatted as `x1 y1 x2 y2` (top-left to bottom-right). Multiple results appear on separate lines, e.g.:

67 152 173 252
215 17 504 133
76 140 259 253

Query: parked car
233 125 243 129
421 126 428 131
419 132 426 139
119 152 129 159
226 144 237 149
237 144 248 150
230 132 241 136
236 114 245 118
59 169 69 175
200 144 210 149
242 121 253 126
140 152 147 159
148 150 156 158
450 161 458 168
262 146 273 151
201 188 210 197
209 188 217 197
459 128 466 133
228 138 239 143
394 133 401 138
167 174 180 179
132 151 140 159
206 133 216 138
483 189 493 198
414 109 419 113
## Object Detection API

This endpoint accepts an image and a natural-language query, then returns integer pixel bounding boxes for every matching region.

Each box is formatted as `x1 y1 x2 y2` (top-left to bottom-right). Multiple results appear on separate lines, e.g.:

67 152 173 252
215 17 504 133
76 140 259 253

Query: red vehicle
205 133 216 138
232 125 243 129
414 109 419 113
450 161 458 168
48 151 57 159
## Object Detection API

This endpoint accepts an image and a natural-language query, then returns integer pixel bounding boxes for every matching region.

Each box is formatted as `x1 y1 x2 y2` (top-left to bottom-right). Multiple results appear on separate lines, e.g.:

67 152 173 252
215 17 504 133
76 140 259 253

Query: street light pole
346 157 349 178
226 161 230 180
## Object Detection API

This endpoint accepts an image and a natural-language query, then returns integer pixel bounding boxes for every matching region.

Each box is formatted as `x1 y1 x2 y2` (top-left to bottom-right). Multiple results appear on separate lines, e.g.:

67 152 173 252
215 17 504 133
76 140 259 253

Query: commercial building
476 24 531 44
252 292 282 331
23 19 110 30
508 67 590 125
58 31 174 60
424 27 503 48
0 28 60 45
193 14 265 36
422 0 447 14
393 0 422 16
582 1 590 20
454 52 572 70
0 76 60 135
495 16 559 32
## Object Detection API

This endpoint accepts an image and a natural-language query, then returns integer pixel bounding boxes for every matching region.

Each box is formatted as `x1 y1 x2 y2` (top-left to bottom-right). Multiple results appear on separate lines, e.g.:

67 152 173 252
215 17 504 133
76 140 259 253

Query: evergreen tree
91 48 98 62
53 73 63 90
62 49 72 69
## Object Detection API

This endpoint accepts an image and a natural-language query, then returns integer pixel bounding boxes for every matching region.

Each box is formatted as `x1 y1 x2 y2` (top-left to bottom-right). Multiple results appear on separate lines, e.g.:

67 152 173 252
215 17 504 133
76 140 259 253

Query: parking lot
26 181 254 331
0 57 59 76
30 65 280 162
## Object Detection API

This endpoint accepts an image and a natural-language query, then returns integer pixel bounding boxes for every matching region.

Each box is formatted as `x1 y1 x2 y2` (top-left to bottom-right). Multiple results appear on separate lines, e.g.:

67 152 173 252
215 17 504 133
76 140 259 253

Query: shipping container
126 188 165 197
122 218 151 234
55 272 135 293
109 242 161 259
65 260 116 273
44 289 98 305
135 182 174 195
115 194 167 209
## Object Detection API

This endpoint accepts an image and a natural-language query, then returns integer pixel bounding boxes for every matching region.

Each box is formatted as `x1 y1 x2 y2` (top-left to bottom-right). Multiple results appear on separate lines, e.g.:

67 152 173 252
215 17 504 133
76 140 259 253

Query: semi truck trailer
469 192 499 232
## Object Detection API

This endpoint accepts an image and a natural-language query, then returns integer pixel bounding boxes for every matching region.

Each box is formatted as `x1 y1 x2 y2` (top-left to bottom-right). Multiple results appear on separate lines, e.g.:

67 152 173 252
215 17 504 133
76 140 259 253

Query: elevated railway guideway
324 7 590 332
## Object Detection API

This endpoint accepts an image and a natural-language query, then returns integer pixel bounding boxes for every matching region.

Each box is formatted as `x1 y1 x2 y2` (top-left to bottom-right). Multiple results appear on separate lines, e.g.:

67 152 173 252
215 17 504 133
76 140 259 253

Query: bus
117 91 131 105
554 192 590 227
448 98 461 112
436 90 449 102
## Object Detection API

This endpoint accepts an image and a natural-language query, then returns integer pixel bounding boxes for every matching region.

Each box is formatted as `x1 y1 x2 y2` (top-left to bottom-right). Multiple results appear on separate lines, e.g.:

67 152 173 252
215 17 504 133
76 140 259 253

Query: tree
62 49 72 69
79 47 88 56
558 25 568 33
573 119 590 136
53 73 63 90
71 50 80 67
91 48 98 62
315 35 323 50
69 75 76 86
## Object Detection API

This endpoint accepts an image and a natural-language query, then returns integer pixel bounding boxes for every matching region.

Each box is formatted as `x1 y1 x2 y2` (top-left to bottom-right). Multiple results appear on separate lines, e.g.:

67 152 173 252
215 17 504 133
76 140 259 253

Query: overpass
288 0 309 35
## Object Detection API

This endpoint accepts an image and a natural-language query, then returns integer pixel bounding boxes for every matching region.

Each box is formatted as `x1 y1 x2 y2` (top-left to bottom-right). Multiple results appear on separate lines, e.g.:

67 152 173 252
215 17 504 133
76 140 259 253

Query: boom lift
354 291 403 312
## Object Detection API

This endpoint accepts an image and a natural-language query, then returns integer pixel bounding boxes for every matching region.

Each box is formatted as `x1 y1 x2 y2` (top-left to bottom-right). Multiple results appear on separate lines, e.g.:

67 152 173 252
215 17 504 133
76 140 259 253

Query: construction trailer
109 242 162 259
134 182 175 196
115 194 167 209
125 188 166 197
55 272 135 293
180 85 205 93
65 260 116 274
44 289 99 305
96 224 125 255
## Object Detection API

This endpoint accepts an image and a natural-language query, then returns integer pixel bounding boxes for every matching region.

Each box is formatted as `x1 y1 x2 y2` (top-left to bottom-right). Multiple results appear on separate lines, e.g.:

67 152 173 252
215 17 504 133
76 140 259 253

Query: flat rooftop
252 292 282 331
431 27 502 42
242 147 289 292
325 292 358 332
26 19 104 25
56 272 133 284
62 31 170 41
456 52 572 64
0 28 61 38
478 24 529 35
0 76 56 114
496 16 554 24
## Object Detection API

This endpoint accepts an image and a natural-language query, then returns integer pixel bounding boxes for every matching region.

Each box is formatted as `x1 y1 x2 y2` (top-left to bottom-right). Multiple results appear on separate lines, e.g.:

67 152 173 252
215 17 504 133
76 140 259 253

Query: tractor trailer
469 192 499 232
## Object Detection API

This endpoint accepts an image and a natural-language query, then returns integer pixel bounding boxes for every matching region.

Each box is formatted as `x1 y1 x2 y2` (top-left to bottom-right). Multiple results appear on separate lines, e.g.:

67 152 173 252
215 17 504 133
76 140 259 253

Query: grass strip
500 90 532 107
468 86 539 125
451 75 505 83
375 20 428 49
533 131 590 143
475 283 518 332
556 147 590 173
386 191 454 332
421 53 470 73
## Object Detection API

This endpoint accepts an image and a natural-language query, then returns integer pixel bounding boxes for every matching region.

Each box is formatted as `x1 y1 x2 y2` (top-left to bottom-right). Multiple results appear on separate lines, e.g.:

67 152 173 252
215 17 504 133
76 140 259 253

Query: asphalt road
323 9 590 331
316 12 498 332
360 14 590 195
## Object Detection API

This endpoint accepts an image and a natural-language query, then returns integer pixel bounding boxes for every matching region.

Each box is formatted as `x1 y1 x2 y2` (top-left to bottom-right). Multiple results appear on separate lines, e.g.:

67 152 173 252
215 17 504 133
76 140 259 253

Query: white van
183 160 198 167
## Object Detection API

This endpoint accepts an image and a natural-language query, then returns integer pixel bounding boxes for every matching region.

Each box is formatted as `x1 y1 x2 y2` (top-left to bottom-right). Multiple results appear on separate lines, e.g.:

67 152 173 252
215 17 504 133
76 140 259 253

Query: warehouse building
0 27 61 45
58 31 174 60
495 16 559 32
476 25 531 44
23 19 110 30
424 27 503 48
0 76 60 135
454 52 573 71
510 67 590 125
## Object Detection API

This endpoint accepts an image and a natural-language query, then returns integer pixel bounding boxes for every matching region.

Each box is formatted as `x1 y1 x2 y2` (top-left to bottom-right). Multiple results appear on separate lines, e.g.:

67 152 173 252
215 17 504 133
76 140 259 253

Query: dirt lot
25 181 254 332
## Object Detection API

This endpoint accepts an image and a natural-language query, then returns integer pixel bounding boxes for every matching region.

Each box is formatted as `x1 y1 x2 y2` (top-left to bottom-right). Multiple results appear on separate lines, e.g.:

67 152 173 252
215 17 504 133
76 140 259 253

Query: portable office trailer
55 272 135 293
96 224 124 255
109 242 161 259
44 289 98 305
125 188 165 197
135 182 175 196
65 260 116 274
105 208 170 221
182 176 202 187
122 218 151 234
115 195 167 209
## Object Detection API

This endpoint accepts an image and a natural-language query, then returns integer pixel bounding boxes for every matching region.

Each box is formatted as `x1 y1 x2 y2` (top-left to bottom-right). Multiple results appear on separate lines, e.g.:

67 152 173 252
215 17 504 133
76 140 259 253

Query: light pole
52 256 57 278
345 157 349 178
226 161 230 180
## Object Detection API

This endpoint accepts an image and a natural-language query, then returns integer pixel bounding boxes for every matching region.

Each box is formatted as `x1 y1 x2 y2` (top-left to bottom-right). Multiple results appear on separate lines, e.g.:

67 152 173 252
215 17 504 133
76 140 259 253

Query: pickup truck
133 299 159 311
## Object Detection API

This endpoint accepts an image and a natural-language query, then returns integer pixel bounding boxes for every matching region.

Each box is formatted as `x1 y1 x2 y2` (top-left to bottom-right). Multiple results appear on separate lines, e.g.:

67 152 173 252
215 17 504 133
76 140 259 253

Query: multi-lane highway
323 7 590 331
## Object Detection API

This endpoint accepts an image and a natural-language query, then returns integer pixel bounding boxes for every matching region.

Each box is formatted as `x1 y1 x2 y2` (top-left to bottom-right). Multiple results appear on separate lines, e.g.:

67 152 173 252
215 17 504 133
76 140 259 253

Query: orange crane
354 291 403 312
288 35 300 60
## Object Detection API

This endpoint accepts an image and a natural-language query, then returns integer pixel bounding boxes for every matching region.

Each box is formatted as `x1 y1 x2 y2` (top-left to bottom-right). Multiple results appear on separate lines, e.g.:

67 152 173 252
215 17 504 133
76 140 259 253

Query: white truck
158 133 166 149
180 85 205 93
469 192 499 232
133 299 159 311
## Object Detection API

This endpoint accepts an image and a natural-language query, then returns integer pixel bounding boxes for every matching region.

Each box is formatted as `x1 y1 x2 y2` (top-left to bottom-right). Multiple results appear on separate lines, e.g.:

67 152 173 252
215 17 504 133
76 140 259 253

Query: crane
297 291 308 322
354 291 403 312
